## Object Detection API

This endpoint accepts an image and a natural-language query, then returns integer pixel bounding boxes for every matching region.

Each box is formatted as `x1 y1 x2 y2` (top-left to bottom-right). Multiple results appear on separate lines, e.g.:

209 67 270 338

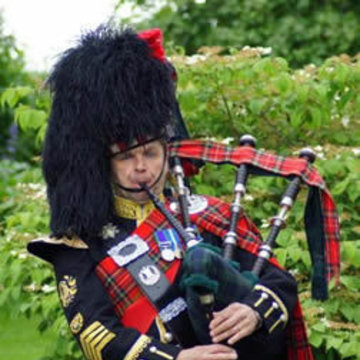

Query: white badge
139 265 161 286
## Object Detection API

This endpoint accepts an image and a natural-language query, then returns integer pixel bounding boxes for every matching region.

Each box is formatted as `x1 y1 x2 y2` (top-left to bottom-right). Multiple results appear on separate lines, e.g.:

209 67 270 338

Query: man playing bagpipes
28 25 340 360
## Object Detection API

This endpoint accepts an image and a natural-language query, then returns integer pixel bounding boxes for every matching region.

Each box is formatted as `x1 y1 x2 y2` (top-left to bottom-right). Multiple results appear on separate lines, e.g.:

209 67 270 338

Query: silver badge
139 265 161 286
108 235 149 267
161 249 175 262
188 195 208 214
169 195 208 215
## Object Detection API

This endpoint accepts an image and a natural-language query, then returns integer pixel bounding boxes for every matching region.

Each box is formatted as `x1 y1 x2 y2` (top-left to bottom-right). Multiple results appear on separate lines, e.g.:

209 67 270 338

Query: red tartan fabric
96 195 313 359
287 301 314 360
169 139 340 284
96 208 178 319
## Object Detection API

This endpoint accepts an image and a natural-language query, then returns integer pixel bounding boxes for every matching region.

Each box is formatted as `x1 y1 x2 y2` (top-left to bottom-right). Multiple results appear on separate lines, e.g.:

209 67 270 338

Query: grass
0 312 58 360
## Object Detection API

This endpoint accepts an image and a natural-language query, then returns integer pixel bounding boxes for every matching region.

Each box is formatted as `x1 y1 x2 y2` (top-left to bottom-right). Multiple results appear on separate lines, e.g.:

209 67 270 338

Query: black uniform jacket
28 207 298 360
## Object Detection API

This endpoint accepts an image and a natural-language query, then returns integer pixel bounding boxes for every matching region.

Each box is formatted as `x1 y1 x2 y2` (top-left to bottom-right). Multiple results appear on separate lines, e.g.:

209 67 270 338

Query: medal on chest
154 229 183 262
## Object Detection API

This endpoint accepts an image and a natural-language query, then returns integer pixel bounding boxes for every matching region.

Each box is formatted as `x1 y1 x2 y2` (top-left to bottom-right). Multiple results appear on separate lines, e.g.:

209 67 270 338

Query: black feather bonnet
43 26 184 239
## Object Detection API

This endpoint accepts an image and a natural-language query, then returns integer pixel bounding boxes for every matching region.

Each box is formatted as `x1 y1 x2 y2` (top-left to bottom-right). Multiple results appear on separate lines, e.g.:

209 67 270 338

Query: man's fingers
210 314 239 337
227 324 253 345
206 344 237 353
207 344 238 360
211 323 240 343
177 344 238 360
210 305 259 344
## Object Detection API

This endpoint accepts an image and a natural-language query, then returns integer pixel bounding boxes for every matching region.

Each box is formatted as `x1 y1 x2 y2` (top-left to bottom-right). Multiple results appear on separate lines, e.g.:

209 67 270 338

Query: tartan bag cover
96 195 314 359
169 139 340 296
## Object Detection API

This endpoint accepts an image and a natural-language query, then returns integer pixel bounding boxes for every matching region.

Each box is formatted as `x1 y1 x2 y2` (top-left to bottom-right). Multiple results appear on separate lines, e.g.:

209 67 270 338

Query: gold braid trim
253 284 289 324
31 236 88 249
114 195 164 223
79 321 116 360
124 335 152 360
155 316 168 343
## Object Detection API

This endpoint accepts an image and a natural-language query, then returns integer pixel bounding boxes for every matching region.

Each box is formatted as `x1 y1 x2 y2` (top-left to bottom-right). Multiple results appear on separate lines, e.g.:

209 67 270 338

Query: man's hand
176 344 237 360
209 303 261 345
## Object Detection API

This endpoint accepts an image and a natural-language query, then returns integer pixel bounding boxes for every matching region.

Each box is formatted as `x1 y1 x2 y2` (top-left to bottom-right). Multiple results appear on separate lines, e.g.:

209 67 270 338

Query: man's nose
134 154 146 171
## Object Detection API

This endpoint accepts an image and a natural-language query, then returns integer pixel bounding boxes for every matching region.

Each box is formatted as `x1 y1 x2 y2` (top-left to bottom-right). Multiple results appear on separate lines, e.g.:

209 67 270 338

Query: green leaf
309 330 324 347
341 275 360 291
274 73 293 93
340 341 360 358
248 99 266 115
290 108 304 128
339 303 356 321
311 322 326 333
287 247 302 262
274 248 287 266
326 336 343 351
14 105 47 131
309 106 323 128
331 177 350 196
1 86 32 108
333 64 350 85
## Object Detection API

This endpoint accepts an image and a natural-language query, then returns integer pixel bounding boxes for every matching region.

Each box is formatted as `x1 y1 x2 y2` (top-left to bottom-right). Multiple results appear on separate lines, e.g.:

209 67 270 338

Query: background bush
0 10 44 162
1 48 360 359
117 0 360 67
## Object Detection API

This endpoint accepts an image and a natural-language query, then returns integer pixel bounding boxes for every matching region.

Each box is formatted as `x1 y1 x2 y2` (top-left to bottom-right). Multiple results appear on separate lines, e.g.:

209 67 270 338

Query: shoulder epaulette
30 235 88 249
27 235 88 263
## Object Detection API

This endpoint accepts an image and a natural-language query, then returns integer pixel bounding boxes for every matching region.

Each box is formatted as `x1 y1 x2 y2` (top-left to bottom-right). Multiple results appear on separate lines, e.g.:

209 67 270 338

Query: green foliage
0 11 47 161
1 48 360 359
117 0 360 67
173 50 360 150
0 160 82 360
0 11 26 157
1 85 50 147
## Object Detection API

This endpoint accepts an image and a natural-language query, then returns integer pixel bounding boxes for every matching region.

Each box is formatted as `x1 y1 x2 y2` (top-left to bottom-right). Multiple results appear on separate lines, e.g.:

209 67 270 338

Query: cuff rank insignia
252 284 289 333
80 321 116 360
124 335 176 360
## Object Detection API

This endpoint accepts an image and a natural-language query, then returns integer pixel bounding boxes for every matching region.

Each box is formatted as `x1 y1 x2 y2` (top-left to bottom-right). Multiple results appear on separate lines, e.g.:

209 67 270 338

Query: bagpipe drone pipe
142 135 340 345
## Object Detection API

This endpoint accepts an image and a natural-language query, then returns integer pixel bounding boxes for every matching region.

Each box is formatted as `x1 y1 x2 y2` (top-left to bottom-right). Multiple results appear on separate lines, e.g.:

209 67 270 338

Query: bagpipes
141 135 340 345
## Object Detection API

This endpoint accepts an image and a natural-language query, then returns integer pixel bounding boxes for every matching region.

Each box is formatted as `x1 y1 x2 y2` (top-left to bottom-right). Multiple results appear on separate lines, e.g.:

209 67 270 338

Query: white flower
341 116 350 127
204 136 218 142
28 183 42 190
185 54 207 65
289 268 299 276
334 94 341 102
314 145 323 152
41 284 56 293
326 67 334 73
317 152 326 160
25 283 37 292
260 219 270 229
320 317 330 327
352 148 360 156
239 107 248 116
18 253 28 259
221 137 234 145
244 194 254 202
259 47 272 55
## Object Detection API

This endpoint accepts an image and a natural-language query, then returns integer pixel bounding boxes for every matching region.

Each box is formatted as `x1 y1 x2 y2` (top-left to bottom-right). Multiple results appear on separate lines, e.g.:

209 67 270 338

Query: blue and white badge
154 229 183 262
